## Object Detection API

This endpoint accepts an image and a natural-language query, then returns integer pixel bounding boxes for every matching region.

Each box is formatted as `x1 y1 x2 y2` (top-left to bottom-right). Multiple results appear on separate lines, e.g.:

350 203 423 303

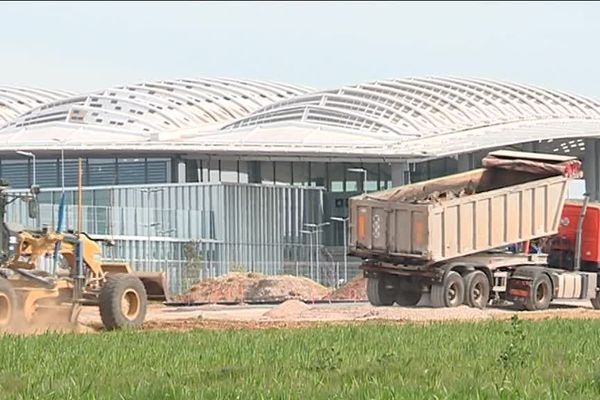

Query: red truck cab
549 201 600 272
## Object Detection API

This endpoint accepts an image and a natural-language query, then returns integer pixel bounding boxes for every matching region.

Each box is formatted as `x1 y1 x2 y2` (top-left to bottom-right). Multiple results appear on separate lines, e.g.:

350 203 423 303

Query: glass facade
2 154 462 249
0 157 171 189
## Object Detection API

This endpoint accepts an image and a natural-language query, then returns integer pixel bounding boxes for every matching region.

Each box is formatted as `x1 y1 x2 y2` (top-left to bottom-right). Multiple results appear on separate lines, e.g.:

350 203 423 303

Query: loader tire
524 274 552 311
367 275 396 306
430 271 464 308
0 277 19 330
464 271 490 309
99 274 147 330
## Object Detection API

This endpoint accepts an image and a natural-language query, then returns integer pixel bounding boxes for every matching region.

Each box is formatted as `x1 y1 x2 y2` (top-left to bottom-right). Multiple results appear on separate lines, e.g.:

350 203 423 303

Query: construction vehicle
349 150 600 310
0 180 167 331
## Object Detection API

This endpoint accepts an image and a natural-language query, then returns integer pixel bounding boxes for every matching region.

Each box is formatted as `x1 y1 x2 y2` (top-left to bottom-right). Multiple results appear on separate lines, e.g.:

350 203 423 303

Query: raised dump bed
349 151 582 264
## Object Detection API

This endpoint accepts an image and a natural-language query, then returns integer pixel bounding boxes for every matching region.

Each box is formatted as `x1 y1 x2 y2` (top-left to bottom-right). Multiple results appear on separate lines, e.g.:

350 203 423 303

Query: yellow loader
0 182 167 331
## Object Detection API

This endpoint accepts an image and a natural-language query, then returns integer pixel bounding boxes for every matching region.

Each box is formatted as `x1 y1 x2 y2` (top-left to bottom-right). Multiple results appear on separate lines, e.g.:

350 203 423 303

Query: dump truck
349 150 600 310
0 181 168 331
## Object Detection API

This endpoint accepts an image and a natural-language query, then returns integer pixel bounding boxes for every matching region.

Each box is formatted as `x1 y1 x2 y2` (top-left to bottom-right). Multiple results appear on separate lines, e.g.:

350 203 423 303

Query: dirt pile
323 274 367 301
264 299 310 319
178 272 331 303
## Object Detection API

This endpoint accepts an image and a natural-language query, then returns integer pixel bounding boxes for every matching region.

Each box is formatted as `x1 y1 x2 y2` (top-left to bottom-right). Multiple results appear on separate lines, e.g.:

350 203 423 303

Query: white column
391 161 410 187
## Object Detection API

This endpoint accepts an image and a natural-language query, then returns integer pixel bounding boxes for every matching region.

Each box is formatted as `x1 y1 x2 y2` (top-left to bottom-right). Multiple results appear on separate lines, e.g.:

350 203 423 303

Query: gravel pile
177 272 331 303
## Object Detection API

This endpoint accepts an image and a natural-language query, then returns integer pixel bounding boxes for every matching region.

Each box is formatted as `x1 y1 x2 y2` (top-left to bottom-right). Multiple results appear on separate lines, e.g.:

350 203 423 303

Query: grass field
1 317 600 399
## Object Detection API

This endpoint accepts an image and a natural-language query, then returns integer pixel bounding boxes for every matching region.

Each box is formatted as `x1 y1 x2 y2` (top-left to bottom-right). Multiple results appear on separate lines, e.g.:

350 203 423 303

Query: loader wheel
524 274 552 311
0 277 18 330
367 275 396 306
430 271 464 308
464 271 490 309
99 274 147 330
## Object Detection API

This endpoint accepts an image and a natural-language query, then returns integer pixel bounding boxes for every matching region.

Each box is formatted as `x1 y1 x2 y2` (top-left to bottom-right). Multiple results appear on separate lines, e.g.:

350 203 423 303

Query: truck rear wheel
99 274 148 330
367 275 396 306
0 277 18 330
464 271 490 309
430 271 464 308
524 274 552 311
591 294 600 310
395 279 421 306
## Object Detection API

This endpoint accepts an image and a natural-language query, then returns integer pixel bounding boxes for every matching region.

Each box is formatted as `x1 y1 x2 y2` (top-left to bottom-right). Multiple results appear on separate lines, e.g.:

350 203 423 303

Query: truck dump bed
349 151 582 264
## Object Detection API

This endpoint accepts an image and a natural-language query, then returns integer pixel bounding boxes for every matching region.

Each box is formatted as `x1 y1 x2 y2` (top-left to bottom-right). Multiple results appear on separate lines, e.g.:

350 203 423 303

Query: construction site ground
77 297 600 332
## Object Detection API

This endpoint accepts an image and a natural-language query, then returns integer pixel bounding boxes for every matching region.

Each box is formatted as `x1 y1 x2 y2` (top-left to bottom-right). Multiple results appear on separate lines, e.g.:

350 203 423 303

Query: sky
1 1 600 97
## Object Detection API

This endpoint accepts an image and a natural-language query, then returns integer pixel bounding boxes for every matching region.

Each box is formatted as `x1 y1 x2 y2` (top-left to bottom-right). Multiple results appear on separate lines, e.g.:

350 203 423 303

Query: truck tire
430 271 464 308
367 275 396 306
464 271 490 309
99 274 148 330
591 294 600 310
0 277 18 330
524 274 552 311
395 279 422 306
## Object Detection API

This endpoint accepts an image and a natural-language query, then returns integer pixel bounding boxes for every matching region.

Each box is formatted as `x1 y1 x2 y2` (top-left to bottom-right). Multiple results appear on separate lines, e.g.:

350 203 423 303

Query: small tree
182 241 203 292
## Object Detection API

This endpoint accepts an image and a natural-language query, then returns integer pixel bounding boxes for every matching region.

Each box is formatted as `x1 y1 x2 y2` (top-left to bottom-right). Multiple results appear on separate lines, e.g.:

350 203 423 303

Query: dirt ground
74 296 600 332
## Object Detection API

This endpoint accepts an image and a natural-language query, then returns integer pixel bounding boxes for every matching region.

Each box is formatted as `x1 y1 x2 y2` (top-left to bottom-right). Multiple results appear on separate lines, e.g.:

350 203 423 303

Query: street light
331 216 349 283
52 138 66 192
139 187 164 271
300 230 314 279
16 151 36 187
347 167 367 194
304 222 330 283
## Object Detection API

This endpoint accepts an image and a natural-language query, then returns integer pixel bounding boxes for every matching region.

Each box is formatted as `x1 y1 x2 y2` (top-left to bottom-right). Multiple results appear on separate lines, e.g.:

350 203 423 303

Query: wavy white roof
0 78 312 144
203 77 600 159
0 86 73 126
0 76 599 161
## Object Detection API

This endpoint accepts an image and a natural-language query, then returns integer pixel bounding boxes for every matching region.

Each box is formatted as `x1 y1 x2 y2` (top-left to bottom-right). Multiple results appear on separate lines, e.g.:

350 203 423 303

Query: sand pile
323 274 367 301
178 272 331 303
264 299 310 319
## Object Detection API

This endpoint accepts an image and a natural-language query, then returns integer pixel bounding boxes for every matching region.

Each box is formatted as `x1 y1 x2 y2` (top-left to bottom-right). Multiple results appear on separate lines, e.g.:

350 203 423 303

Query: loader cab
0 182 41 264
548 201 600 272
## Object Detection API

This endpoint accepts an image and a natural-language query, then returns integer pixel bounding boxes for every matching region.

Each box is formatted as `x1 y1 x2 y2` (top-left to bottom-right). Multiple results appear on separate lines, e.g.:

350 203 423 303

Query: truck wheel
395 279 422 306
430 271 464 308
367 275 396 306
464 271 490 309
591 294 600 310
99 274 148 330
524 274 552 311
0 277 18 330
395 289 422 306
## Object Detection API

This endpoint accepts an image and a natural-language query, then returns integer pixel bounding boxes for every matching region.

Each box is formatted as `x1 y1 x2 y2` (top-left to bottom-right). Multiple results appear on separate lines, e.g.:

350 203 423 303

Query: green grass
1 318 600 399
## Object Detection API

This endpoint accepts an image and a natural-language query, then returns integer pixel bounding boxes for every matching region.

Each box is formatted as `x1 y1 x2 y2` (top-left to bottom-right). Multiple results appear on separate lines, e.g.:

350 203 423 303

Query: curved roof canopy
196 77 600 159
0 77 599 161
0 78 312 145
0 86 73 126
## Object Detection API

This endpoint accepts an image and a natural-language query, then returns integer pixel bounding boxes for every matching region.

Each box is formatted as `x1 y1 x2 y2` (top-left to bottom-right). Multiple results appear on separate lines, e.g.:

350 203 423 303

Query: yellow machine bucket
101 262 168 301
135 272 169 301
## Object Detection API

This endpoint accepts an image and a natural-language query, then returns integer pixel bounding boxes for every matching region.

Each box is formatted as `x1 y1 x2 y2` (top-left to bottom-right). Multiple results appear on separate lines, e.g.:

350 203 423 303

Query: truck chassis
361 251 600 310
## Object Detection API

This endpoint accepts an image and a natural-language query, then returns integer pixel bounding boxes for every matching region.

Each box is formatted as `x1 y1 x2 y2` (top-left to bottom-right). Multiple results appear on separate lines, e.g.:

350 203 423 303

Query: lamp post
304 222 330 283
52 138 66 192
347 167 367 194
139 187 164 271
16 150 36 187
155 228 176 276
331 216 349 283
300 230 314 279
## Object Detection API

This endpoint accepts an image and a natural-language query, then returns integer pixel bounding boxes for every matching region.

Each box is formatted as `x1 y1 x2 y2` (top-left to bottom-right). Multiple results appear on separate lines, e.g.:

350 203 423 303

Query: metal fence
7 182 352 294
